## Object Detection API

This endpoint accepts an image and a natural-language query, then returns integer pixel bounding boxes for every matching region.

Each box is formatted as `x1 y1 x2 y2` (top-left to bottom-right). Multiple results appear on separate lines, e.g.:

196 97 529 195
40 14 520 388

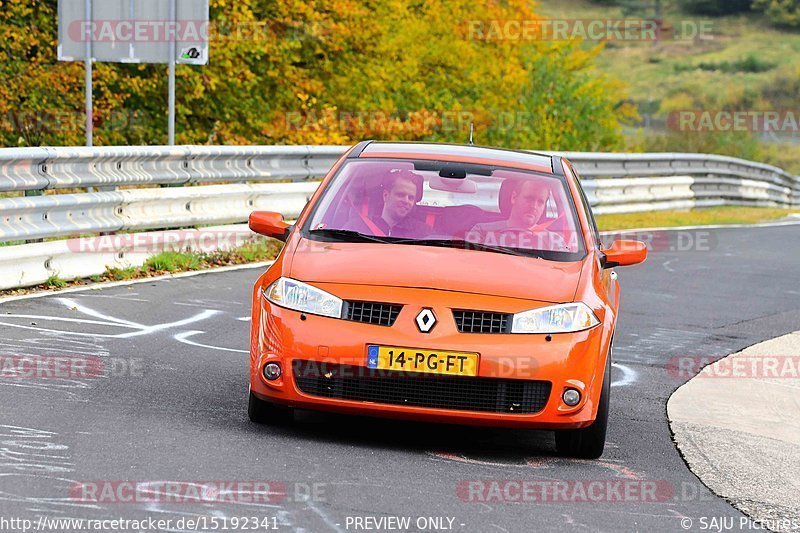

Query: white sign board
58 0 209 65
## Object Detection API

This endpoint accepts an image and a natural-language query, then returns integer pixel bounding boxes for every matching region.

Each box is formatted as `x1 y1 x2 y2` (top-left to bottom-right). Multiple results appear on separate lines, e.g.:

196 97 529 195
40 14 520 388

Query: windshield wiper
309 230 542 257
309 228 392 244
391 238 538 258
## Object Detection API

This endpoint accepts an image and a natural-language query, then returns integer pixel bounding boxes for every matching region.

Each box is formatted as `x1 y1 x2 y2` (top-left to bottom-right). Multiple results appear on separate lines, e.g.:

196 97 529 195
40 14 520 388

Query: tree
0 0 633 151
753 0 800 29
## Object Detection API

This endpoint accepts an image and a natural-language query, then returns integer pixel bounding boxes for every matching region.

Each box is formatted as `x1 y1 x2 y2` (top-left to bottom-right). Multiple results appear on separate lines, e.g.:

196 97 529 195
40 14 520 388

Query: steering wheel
491 227 569 252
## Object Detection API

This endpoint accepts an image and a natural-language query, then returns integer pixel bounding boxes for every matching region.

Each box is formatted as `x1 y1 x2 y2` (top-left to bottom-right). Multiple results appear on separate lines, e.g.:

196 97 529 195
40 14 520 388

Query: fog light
562 388 581 407
263 362 282 381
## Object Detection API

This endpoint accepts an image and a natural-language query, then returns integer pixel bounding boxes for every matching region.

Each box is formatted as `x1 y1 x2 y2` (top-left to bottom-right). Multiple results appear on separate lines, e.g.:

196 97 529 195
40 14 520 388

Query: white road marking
58 297 146 328
611 363 638 387
115 310 220 339
174 331 248 354
0 262 273 304
0 305 218 339
0 315 137 328
307 499 344 533
78 294 148 302
0 322 122 338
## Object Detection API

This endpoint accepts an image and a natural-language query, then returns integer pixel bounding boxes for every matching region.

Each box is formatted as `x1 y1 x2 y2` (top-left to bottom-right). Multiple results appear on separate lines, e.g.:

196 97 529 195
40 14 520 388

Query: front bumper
249 282 612 430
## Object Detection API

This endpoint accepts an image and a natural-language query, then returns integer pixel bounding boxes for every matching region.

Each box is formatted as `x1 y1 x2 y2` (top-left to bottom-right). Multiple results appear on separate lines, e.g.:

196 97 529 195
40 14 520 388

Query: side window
571 166 601 249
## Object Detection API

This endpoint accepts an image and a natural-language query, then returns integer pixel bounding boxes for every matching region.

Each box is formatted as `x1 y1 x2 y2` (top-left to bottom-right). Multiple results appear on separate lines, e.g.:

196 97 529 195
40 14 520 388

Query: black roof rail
551 154 565 175
346 140 374 158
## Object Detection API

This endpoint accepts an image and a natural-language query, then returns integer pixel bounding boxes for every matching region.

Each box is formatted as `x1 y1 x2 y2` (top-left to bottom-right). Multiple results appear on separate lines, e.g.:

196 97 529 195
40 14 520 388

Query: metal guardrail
1 146 797 242
0 145 798 290
555 152 798 213
0 145 343 191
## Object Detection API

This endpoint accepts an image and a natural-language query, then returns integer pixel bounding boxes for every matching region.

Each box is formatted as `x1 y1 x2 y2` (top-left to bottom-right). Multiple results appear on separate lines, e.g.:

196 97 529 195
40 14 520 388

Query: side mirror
601 240 647 268
249 211 291 242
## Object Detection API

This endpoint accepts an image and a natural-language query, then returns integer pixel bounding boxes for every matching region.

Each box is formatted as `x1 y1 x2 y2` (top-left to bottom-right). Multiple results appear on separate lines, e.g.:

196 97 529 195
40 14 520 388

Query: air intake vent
292 360 551 414
343 301 402 327
453 310 512 334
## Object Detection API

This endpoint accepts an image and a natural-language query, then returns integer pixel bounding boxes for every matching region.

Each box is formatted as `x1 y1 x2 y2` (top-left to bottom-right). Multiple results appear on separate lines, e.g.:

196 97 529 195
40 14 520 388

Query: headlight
264 277 343 319
511 302 600 334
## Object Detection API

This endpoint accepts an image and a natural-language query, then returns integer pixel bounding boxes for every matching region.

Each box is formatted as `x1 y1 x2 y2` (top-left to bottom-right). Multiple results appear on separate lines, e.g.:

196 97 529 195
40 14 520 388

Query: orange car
247 142 646 459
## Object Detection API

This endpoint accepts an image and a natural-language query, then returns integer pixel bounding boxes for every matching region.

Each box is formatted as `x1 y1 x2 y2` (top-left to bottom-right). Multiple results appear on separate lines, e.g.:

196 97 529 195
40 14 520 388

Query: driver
467 179 568 251
346 169 429 238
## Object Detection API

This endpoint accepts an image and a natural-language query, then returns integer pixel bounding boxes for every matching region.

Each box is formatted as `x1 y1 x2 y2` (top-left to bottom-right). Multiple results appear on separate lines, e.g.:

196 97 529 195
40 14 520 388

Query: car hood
288 239 583 303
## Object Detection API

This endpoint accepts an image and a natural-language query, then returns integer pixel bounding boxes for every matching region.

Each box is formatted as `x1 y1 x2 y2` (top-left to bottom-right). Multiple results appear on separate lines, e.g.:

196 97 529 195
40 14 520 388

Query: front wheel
248 390 294 425
554 348 611 459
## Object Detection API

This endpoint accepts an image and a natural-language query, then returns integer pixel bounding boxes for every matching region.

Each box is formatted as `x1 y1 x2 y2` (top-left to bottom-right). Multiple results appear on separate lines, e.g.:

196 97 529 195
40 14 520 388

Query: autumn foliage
0 0 634 151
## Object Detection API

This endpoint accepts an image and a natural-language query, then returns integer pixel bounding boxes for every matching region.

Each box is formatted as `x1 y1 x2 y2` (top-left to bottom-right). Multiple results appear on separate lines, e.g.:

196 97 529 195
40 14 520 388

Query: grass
44 274 67 288
144 252 202 272
596 206 799 231
97 240 281 282
535 0 800 173
102 267 139 281
674 54 777 74
536 0 800 110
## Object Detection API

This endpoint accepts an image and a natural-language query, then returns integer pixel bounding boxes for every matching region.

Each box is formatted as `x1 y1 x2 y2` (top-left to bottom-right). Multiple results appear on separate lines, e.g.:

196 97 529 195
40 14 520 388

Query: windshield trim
300 157 588 262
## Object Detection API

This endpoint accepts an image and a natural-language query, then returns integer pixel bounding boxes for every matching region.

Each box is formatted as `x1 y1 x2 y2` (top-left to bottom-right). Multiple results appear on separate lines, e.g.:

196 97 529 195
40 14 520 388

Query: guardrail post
23 189 45 243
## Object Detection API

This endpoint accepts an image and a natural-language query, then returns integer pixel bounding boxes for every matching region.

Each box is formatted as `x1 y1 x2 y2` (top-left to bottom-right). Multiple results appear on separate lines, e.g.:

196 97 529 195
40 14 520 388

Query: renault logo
416 308 437 333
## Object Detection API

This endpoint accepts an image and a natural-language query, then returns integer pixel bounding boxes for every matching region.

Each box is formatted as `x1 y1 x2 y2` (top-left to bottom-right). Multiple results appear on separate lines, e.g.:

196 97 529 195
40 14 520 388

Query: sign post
58 0 209 146
168 0 177 145
83 0 92 147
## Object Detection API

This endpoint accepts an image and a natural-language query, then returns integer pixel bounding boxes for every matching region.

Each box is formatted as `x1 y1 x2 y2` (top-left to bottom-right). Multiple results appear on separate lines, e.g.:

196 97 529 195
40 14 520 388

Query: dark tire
248 390 294 425
555 347 612 459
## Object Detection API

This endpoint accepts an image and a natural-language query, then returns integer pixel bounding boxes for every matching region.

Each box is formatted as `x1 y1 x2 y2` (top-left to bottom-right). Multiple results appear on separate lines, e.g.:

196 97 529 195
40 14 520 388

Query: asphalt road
1 224 798 533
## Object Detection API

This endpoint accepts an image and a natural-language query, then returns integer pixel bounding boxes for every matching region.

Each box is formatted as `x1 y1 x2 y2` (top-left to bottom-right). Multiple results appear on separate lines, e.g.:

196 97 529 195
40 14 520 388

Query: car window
304 159 586 261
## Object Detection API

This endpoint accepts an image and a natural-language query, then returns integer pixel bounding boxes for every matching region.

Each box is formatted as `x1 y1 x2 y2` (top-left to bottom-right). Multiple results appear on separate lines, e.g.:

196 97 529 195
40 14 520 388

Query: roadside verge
667 332 800 531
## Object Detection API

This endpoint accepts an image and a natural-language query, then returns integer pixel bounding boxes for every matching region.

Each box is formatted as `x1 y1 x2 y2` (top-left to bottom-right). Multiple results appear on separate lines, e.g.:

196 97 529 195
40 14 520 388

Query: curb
667 333 800 531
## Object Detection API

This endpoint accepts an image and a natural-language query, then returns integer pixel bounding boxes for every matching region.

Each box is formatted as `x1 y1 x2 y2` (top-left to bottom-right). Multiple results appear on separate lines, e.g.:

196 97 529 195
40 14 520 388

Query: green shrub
674 55 776 73
677 0 752 16
45 275 67 288
144 252 200 272
106 267 140 280
753 0 800 29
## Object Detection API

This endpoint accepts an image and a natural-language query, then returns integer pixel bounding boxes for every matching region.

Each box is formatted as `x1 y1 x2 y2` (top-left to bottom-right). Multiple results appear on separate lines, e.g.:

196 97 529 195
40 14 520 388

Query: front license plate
366 345 479 376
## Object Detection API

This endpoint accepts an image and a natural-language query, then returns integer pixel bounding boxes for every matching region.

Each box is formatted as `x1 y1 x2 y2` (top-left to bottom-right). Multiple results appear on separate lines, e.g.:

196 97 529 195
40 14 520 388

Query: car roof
354 141 556 175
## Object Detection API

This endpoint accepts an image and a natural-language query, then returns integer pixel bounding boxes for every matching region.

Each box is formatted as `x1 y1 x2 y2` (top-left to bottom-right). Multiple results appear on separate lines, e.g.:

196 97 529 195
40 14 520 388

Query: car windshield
304 159 586 261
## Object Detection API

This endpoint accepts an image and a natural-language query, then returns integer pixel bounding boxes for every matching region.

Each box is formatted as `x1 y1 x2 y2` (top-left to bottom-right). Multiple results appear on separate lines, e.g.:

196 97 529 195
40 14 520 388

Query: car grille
453 310 513 334
343 301 402 327
292 360 551 414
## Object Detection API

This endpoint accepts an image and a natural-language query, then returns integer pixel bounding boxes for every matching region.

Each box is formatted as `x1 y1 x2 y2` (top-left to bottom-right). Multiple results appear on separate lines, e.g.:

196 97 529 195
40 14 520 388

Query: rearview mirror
429 176 477 194
249 211 291 242
601 240 647 268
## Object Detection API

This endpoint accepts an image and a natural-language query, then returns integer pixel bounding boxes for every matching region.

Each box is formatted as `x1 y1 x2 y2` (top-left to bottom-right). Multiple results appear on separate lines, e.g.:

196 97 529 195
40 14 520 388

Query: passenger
467 179 568 251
